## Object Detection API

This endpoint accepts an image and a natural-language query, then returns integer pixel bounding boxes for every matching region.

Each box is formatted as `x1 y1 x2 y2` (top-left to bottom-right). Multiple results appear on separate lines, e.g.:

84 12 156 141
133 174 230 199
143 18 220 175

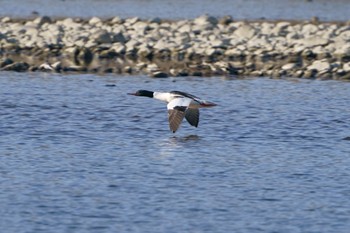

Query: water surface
1 0 350 21
1 72 350 232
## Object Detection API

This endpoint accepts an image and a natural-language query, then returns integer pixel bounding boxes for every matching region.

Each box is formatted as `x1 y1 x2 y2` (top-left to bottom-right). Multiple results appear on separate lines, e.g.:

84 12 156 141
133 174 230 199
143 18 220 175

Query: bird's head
127 90 154 98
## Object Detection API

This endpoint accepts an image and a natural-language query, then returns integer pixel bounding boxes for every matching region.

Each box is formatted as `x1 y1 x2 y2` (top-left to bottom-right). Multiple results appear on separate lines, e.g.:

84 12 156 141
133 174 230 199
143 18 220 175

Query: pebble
0 15 349 79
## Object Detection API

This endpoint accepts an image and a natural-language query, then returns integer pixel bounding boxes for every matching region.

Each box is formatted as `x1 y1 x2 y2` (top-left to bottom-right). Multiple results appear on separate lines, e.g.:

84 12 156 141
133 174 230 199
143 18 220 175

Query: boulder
93 30 112 44
33 16 52 27
282 63 297 71
234 24 256 39
307 59 331 72
194 15 218 25
1 62 29 72
303 36 329 47
343 63 350 72
89 17 102 25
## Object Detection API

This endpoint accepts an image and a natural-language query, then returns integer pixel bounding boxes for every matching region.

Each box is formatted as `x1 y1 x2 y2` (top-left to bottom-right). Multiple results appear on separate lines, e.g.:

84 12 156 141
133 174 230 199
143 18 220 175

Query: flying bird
128 90 217 133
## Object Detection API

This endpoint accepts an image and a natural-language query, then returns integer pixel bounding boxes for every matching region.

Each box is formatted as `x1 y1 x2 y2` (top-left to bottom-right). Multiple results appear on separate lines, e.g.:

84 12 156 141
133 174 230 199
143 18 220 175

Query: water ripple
1 74 350 233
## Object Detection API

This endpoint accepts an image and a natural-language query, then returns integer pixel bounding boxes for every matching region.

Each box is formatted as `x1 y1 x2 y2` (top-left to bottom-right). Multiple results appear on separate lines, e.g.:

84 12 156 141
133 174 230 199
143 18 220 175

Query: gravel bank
1 15 350 79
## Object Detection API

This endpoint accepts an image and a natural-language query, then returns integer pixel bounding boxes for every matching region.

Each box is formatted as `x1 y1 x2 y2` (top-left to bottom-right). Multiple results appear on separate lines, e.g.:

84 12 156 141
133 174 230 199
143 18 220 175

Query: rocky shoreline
1 15 350 79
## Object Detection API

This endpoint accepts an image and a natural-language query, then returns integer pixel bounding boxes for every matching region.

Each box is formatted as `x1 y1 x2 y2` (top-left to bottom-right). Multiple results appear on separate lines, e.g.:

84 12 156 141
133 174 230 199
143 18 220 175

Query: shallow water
1 0 350 21
1 72 350 233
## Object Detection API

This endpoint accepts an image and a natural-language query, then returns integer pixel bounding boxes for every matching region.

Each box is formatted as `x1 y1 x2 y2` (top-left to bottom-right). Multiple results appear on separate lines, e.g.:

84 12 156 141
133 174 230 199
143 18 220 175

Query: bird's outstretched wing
167 98 191 133
185 108 199 127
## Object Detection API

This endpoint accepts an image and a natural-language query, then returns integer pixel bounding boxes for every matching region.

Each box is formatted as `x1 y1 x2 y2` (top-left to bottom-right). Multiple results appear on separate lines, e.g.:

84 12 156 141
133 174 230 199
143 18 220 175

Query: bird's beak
127 92 137 96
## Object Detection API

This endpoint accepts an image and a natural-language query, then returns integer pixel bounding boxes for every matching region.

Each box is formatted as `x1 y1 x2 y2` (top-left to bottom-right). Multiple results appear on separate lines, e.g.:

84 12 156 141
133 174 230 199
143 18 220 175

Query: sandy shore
1 15 350 79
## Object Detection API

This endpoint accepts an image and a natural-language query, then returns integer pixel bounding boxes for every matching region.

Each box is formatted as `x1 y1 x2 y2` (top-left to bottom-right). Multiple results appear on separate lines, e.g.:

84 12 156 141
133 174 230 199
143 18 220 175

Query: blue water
1 72 350 233
1 0 350 21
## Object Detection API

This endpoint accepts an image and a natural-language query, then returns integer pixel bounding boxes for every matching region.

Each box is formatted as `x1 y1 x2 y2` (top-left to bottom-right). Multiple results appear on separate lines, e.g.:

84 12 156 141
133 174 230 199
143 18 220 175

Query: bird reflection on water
157 135 201 158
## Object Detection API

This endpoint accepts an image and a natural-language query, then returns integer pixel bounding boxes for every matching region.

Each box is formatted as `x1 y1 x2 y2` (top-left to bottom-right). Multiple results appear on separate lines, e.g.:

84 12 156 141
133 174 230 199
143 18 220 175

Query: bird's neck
153 92 172 102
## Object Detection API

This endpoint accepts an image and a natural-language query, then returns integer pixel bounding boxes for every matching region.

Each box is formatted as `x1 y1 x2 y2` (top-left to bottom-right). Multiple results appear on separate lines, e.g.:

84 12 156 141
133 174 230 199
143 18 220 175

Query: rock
218 15 233 25
234 24 256 39
132 21 150 32
282 63 297 70
295 70 304 78
63 65 87 72
302 24 319 35
149 17 162 24
151 71 168 78
52 61 62 72
1 62 29 72
304 69 317 78
38 62 54 71
343 63 350 72
303 37 329 47
307 59 331 72
93 30 112 44
89 17 102 25
146 63 160 73
272 22 291 36
33 16 52 26
1 16 11 23
112 32 127 43
0 58 14 68
194 15 218 25
77 48 93 66
125 17 139 26
111 16 123 24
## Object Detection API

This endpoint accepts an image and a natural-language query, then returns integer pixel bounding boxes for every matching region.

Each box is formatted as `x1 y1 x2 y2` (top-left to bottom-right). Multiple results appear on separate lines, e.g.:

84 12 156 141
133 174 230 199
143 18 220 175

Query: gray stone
151 71 168 78
0 58 13 68
112 32 127 43
93 30 112 44
1 62 29 72
33 16 52 27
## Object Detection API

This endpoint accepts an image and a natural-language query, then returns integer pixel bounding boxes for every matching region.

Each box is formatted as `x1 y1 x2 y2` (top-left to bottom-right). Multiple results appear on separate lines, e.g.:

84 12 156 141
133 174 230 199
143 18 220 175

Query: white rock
111 16 122 24
234 25 256 39
39 62 54 71
282 63 297 70
89 17 102 25
303 36 329 47
335 44 350 54
1 17 11 23
132 21 150 32
307 59 331 72
271 22 291 36
343 63 350 72
302 24 319 35
147 63 159 72
260 22 274 35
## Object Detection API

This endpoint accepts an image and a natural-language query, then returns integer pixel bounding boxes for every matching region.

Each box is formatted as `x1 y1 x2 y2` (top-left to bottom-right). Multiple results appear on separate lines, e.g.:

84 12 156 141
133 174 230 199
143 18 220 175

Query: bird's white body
128 90 216 133
153 91 213 108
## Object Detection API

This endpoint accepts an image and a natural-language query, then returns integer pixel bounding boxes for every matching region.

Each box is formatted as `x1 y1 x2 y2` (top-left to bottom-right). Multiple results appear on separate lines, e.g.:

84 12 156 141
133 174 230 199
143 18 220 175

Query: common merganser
128 90 217 133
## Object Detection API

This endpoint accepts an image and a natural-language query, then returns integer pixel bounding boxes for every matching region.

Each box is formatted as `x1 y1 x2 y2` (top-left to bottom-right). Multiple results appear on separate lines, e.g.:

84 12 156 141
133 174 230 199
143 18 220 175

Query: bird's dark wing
185 108 200 127
168 108 186 133
167 98 192 133
170 91 200 101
